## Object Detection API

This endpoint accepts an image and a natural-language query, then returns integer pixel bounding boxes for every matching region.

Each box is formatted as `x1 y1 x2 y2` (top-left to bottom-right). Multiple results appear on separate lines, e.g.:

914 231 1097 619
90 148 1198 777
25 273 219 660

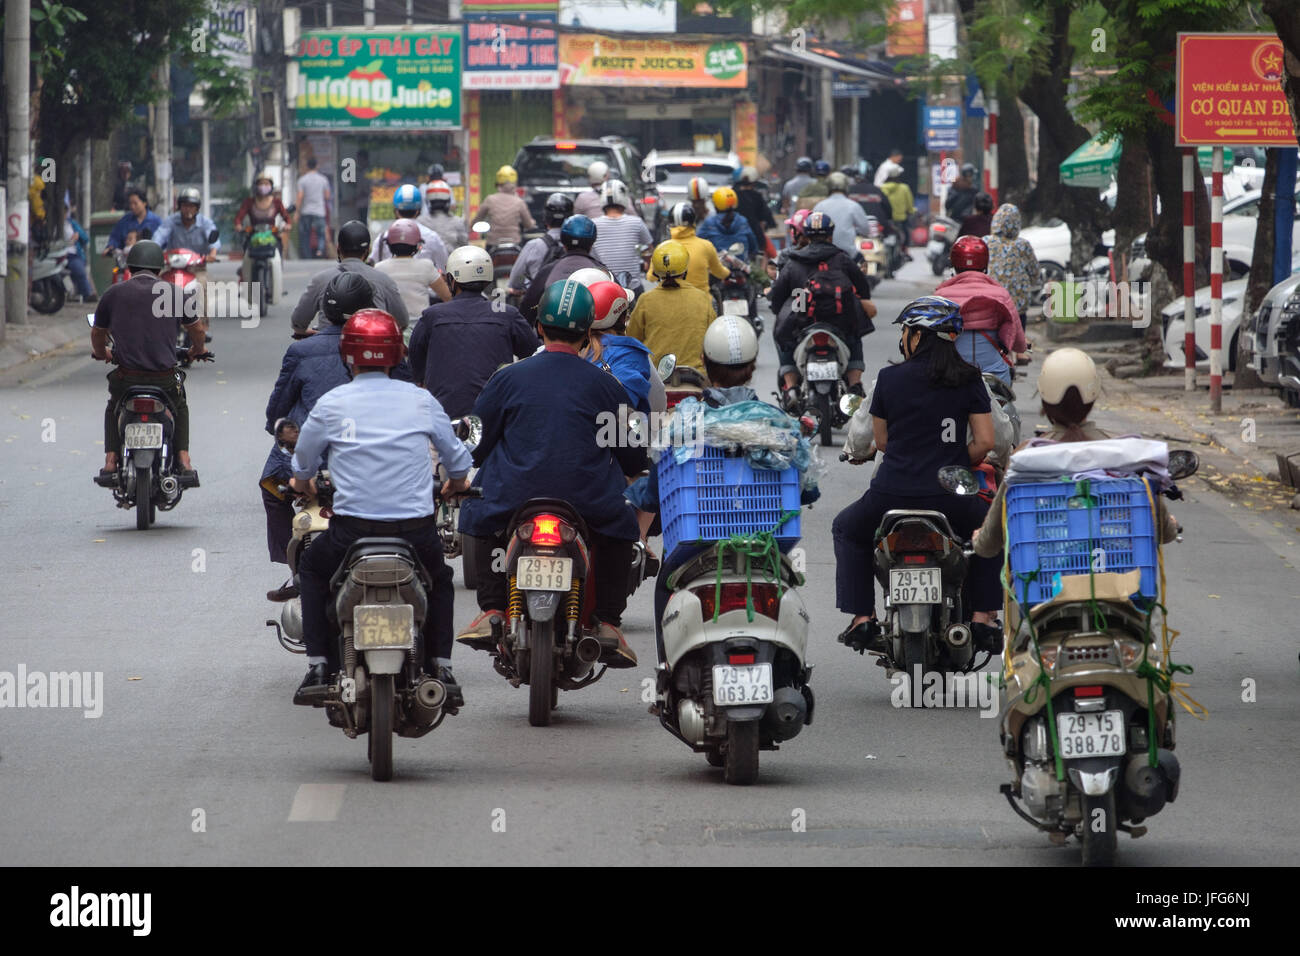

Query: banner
887 0 926 58
1176 33 1294 146
558 34 747 88
292 30 462 130
464 14 558 89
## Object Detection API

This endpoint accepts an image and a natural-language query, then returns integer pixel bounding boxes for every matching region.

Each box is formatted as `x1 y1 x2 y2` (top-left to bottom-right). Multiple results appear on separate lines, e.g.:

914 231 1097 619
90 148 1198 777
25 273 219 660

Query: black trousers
469 530 635 627
299 515 453 669
262 488 294 565
832 488 1001 618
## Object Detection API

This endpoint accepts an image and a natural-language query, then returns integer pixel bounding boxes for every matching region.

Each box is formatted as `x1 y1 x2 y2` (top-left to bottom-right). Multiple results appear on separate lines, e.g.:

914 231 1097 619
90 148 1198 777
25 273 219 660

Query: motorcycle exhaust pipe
944 623 971 648
159 474 180 498
567 634 602 680
761 686 808 742
410 677 447 724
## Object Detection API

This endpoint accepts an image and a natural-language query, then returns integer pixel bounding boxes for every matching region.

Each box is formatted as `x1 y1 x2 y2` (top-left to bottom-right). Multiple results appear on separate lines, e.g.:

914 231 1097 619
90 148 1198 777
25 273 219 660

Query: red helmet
950 235 989 272
340 309 404 369
588 280 633 330
386 219 422 249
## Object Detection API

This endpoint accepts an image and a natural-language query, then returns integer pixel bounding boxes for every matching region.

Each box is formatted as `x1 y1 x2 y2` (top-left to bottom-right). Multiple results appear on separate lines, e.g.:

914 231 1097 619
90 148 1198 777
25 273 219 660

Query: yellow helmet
651 239 689 279
711 186 738 211
496 165 518 186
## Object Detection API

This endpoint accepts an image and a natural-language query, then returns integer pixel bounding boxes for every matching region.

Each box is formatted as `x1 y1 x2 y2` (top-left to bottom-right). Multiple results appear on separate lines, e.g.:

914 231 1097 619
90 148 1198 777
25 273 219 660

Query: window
516 148 614 187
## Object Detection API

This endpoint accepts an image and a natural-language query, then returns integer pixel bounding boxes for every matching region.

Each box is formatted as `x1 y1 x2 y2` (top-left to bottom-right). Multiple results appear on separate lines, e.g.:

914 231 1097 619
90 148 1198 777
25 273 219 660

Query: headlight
1283 293 1300 317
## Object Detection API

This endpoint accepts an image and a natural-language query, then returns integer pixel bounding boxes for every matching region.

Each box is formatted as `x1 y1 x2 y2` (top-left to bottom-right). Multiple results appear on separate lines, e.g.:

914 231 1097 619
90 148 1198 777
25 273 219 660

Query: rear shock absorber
565 576 582 632
507 575 523 628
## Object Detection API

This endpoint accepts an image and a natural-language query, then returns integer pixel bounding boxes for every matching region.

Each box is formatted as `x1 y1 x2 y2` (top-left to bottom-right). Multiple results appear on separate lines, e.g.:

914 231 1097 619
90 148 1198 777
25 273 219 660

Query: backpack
801 258 858 331
536 233 564 275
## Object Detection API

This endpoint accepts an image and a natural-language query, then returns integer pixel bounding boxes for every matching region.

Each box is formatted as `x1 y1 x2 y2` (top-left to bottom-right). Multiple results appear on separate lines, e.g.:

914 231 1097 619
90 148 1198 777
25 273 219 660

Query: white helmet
702 316 759 366
1039 347 1101 404
587 160 610 186
600 179 630 210
446 246 493 285
567 266 614 288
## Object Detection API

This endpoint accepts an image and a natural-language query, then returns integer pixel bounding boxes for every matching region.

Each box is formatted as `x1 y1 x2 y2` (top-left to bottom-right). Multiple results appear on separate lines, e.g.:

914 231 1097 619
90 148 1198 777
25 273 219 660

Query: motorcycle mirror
728 242 745 255
656 353 677 379
86 313 96 328
471 221 491 235
1167 449 1200 480
839 393 864 417
938 465 980 496
207 228 220 244
456 415 484 451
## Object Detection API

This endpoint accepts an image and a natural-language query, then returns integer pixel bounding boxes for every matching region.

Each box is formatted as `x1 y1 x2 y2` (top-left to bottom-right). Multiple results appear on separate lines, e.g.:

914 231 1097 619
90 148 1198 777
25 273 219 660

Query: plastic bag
652 398 824 488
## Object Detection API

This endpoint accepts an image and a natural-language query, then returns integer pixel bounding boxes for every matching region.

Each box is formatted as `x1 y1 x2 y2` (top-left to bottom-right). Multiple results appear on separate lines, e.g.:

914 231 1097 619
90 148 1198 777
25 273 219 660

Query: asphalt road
2 256 1297 866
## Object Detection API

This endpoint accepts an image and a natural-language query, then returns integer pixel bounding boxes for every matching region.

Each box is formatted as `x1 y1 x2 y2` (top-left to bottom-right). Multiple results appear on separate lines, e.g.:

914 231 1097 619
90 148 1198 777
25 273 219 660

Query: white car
642 150 740 217
1247 270 1300 388
1161 277 1249 371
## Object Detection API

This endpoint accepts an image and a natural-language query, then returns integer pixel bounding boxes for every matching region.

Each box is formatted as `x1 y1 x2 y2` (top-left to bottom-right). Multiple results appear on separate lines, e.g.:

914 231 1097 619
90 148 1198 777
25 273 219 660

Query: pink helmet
785 208 812 236
386 219 422 249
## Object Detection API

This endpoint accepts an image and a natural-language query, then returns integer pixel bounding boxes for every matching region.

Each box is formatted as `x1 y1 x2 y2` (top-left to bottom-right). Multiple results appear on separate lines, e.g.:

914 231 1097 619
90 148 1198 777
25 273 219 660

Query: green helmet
125 240 165 273
537 278 595 332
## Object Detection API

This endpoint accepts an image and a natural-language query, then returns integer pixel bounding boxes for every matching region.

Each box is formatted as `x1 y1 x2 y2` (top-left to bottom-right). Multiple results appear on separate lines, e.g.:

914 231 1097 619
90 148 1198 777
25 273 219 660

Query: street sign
926 127 959 150
965 76 986 118
940 158 959 184
1176 33 1295 146
925 106 961 129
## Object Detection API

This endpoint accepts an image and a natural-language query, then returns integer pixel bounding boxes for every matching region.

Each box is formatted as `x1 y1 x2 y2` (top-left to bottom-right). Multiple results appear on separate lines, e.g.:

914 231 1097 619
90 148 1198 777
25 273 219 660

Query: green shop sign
292 30 462 130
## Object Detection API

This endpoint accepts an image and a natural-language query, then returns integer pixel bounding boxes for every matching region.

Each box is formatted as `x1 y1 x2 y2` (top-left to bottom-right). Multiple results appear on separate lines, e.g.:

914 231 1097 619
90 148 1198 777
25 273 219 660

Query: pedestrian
111 161 134 212
985 204 1040 332
296 157 332 259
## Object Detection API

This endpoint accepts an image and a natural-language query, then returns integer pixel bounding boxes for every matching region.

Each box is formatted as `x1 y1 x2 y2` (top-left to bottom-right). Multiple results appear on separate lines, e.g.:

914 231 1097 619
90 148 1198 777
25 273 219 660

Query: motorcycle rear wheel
902 631 933 707
723 719 760 785
460 534 479 590
1080 791 1118 867
135 467 152 530
528 618 555 727
369 674 394 781
31 277 66 314
931 254 946 277
812 391 834 447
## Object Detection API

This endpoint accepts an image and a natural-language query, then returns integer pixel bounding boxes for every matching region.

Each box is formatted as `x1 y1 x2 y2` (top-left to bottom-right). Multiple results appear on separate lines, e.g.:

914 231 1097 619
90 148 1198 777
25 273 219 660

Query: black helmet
795 156 813 173
974 192 993 214
544 192 575 226
321 272 375 325
427 163 445 180
560 214 597 251
125 240 164 274
961 162 978 179
337 220 372 255
839 164 858 177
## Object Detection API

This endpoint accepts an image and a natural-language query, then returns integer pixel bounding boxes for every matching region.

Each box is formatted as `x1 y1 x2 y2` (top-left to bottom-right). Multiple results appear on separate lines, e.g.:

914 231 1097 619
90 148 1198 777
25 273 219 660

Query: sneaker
594 621 637 669
456 609 504 651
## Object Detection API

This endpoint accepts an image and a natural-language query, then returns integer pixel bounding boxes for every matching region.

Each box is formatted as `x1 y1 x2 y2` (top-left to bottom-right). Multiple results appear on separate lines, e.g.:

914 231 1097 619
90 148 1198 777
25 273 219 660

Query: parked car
513 136 660 235
1246 268 1300 394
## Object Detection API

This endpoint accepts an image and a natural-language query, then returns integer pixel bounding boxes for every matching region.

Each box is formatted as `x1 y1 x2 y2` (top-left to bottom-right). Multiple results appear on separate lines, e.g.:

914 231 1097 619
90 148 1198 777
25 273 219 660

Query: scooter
926 215 959 276
790 323 852 447
473 220 520 300
433 417 482 589
938 448 1200 866
855 231 887 292
717 242 763 335
161 235 216 336
30 243 71 313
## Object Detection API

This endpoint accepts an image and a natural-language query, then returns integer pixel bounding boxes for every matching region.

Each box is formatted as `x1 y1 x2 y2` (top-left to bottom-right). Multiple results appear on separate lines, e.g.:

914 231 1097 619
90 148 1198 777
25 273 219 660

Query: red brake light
934 223 948 233
902 554 928 564
883 526 947 554
642 195 656 204
530 514 563 547
129 398 163 412
812 332 830 347
555 142 577 150
516 187 526 199
728 653 755 665
140 413 149 422
692 583 780 620
681 161 704 167
1074 685 1105 697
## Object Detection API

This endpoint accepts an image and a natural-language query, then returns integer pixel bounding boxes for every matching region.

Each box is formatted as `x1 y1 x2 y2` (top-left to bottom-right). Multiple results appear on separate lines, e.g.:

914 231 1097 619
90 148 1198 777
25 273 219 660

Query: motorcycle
717 242 763 335
938 449 1200 866
88 315 210 529
30 243 71 314
790 323 852 447
660 352 708 409
473 220 520 300
434 418 483 590
855 230 887 292
926 215 959 276
655 541 813 785
161 235 217 339
243 224 280 318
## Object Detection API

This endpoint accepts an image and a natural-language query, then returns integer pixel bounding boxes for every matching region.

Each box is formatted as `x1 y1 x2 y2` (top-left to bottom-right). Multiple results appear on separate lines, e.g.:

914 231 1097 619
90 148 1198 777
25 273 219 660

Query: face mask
257 184 272 196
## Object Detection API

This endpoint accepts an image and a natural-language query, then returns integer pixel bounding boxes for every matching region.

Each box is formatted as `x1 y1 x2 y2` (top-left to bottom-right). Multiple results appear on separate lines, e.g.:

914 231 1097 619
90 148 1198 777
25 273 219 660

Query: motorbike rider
945 163 980 221
768 208 811 278
957 191 995 238
374 220 453 325
811 172 873 258
687 176 715 223
847 161 896 228
517 214 606 322
934 235 1025 384
370 184 450 271
473 165 536 248
880 165 916 240
586 279 653 414
971 347 1179 558
455 279 647 668
508 192 572 297
290 308 473 705
151 186 222 333
90 239 207 487
832 296 1002 654
627 240 716 371
291 221 409 335
795 160 832 210
658 202 729 296
735 166 776 259
408 246 540 419
781 157 815 214
769 210 876 404
574 160 610 219
874 148 905 187
235 172 292 281
591 179 654 294
261 418 299 570
419 179 469 252
697 187 759 260
105 188 162 257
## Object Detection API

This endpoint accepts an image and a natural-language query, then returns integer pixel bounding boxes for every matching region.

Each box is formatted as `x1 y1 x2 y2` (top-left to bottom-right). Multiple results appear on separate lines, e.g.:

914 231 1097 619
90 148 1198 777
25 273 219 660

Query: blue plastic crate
1005 478 1158 604
658 446 801 560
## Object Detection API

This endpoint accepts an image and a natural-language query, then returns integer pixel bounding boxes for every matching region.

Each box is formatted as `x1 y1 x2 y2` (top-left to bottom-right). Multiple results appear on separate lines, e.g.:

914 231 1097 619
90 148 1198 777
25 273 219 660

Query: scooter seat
875 509 958 543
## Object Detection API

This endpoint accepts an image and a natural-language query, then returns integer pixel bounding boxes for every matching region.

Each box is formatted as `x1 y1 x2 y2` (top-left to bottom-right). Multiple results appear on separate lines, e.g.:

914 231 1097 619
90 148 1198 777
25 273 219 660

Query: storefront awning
763 43 897 84
1060 132 1121 188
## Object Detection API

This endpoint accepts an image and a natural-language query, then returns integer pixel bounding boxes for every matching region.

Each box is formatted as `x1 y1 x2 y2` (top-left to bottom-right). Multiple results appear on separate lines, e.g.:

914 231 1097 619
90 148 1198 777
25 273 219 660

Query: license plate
889 567 941 604
1057 710 1125 759
124 422 163 449
866 260 878 276
712 663 773 706
517 556 573 592
806 360 839 381
926 239 944 256
722 299 748 316
353 604 414 650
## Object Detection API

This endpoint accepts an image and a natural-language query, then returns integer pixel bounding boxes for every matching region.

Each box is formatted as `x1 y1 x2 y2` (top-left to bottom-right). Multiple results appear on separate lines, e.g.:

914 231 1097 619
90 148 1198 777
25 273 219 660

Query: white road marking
287 783 346 822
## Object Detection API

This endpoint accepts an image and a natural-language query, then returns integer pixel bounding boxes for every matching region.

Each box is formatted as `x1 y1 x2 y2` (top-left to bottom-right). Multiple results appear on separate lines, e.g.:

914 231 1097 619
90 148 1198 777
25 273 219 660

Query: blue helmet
804 210 834 238
894 296 963 341
560 214 597 250
393 183 422 213
814 160 831 177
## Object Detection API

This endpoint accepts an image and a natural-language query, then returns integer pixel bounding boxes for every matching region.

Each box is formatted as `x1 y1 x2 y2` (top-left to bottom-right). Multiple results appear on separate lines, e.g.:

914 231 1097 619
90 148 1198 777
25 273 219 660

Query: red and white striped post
1209 146 1224 412
1182 149 1196 392
983 97 999 206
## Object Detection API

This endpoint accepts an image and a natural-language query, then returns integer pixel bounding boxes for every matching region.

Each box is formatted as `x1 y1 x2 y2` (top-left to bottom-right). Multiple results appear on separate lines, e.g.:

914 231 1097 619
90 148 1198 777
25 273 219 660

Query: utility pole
153 53 174 217
4 0 32 341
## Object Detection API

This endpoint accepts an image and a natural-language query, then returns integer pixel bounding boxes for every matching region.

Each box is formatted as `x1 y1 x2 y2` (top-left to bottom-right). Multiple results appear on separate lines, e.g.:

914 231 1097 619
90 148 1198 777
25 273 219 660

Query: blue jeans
67 251 95 297
299 214 327 258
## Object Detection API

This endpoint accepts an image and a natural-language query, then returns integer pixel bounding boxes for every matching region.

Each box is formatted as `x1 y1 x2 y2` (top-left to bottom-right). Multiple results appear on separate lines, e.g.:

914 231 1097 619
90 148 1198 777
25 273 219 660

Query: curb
0 313 94 375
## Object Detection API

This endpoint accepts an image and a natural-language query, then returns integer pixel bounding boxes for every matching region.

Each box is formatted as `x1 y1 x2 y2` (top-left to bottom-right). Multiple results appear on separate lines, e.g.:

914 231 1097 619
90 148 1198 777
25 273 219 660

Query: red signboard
1176 33 1295 146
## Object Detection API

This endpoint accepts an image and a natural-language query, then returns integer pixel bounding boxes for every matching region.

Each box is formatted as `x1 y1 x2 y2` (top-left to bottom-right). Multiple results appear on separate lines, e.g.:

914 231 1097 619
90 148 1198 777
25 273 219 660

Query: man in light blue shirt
812 173 873 259
152 187 221 257
290 308 473 706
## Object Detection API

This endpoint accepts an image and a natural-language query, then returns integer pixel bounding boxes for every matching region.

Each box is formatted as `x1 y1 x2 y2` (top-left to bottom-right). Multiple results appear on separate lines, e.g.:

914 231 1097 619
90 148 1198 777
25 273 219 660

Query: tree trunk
1265 0 1300 141
1111 133 1152 272
996 84 1030 206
